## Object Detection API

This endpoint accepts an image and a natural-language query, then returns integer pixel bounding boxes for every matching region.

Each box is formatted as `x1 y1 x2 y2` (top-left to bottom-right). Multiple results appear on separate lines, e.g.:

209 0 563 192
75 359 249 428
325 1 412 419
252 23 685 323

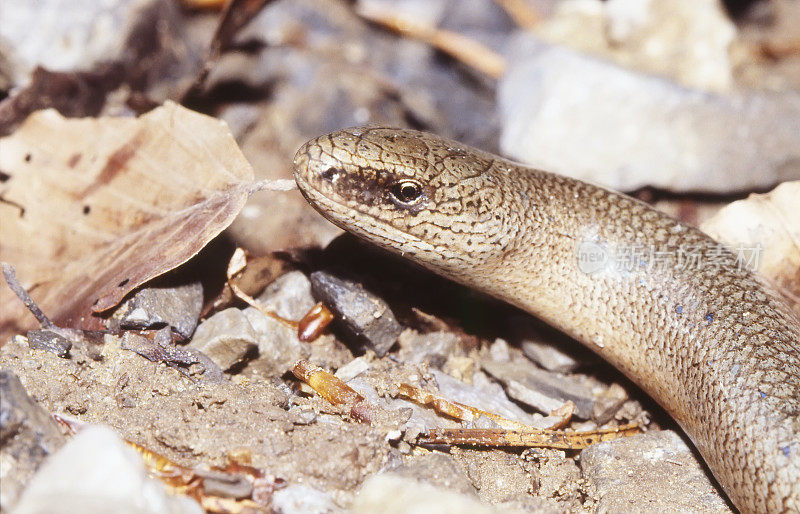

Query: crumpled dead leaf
702 181 800 313
0 101 254 342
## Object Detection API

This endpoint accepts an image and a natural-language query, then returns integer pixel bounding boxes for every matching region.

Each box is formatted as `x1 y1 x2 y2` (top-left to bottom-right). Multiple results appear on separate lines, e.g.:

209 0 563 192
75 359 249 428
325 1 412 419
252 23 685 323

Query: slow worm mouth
292 139 312 168
292 143 347 205
293 166 343 220
292 148 330 206
291 146 312 184
293 171 333 215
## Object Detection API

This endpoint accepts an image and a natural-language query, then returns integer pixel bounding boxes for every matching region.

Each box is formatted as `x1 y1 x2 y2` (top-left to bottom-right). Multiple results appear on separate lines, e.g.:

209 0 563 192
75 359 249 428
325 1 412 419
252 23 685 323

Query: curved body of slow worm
293 126 800 513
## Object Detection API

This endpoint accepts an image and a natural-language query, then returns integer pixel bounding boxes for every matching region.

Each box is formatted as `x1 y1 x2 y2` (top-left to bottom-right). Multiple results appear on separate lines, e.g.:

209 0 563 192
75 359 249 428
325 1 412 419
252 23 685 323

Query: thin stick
421 424 642 449
357 5 507 79
493 0 542 29
2 262 53 328
249 179 297 194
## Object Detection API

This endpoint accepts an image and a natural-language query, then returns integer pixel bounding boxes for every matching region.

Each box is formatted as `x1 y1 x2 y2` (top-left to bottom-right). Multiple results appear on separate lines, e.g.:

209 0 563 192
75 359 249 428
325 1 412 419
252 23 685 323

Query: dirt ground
0 323 599 512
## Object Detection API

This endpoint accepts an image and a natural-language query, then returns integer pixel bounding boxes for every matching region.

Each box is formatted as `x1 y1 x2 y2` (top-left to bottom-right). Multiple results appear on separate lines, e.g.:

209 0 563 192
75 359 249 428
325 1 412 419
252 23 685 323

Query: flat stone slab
580 430 731 513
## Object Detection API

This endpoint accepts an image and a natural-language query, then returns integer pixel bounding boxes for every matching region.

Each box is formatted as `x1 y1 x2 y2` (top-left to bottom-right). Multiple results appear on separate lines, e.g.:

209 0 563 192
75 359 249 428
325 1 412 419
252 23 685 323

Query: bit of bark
399 381 638 449
121 329 225 382
2 263 102 358
419 423 641 449
396 382 532 431
292 360 374 424
356 3 507 79
128 438 285 508
297 302 334 342
226 248 298 329
493 0 542 29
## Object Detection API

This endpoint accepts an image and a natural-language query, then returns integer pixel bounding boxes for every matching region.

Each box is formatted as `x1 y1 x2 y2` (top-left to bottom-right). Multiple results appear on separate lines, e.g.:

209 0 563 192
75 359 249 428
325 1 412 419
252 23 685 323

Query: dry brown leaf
702 181 800 311
0 101 254 342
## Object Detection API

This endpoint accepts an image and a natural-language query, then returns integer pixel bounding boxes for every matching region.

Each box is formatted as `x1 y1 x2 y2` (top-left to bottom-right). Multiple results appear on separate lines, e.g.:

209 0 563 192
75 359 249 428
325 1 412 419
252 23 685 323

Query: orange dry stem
292 360 372 423
421 424 642 449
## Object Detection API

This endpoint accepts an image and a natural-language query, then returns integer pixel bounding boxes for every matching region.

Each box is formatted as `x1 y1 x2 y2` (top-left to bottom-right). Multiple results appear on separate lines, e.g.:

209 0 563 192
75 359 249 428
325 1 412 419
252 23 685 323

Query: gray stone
25 330 71 358
195 469 252 500
397 329 459 368
520 339 579 374
110 282 203 339
310 272 402 357
509 318 582 373
188 308 258 371
333 356 371 382
243 307 308 377
12 425 203 514
537 0 736 91
591 383 629 425
431 370 545 428
0 370 67 510
481 357 596 419
603 0 735 91
256 271 316 320
272 483 341 514
499 39 800 193
287 405 318 425
580 430 731 513
487 338 511 362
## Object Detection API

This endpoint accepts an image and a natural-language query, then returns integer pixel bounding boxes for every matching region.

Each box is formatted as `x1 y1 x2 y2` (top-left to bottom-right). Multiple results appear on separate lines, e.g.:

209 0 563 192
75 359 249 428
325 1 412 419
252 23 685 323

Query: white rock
352 474 522 514
272 484 341 514
256 271 316 320
536 0 736 92
188 307 258 371
701 181 800 289
499 40 800 193
13 425 202 514
604 0 736 91
0 0 155 86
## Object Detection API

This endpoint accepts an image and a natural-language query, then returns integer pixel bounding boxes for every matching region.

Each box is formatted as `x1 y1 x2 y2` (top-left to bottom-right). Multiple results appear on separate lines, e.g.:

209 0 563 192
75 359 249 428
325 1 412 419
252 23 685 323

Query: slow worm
293 126 800 513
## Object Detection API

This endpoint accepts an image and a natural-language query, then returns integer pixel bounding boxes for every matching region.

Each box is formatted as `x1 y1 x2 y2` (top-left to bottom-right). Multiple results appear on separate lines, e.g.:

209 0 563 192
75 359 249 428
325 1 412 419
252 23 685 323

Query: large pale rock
499 40 800 193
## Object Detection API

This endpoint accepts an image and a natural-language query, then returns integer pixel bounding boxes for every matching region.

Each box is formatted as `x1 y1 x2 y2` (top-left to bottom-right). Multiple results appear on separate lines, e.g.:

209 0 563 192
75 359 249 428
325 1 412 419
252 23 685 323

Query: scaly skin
293 126 800 513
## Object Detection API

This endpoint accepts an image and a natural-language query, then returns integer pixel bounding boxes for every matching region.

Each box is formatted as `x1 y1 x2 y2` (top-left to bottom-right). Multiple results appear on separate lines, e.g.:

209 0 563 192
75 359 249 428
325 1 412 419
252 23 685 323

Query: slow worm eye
389 180 423 205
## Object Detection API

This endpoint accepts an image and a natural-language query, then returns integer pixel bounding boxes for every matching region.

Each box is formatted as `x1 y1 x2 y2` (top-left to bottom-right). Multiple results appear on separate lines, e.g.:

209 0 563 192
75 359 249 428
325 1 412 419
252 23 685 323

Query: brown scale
294 126 800 514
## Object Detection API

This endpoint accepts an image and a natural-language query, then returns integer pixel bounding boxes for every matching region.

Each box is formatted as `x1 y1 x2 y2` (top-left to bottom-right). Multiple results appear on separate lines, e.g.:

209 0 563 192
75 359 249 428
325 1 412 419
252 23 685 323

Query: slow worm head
293 126 800 513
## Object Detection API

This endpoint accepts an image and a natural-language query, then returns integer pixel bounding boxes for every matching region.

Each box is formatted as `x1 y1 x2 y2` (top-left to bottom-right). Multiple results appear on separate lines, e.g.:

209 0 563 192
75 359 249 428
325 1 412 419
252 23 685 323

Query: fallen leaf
0 101 254 343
